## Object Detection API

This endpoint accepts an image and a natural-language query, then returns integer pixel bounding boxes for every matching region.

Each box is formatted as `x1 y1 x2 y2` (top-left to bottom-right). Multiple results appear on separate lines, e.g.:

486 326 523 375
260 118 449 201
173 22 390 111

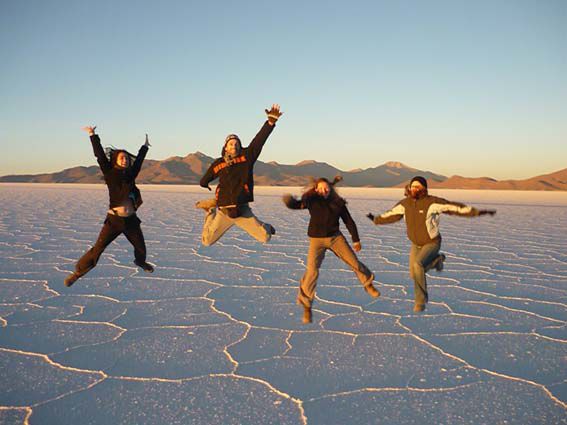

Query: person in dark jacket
284 176 380 323
367 176 496 312
64 126 154 287
196 104 282 246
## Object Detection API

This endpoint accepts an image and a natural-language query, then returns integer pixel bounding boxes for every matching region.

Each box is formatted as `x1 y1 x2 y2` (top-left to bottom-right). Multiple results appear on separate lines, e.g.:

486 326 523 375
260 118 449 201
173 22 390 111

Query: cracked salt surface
1 184 566 424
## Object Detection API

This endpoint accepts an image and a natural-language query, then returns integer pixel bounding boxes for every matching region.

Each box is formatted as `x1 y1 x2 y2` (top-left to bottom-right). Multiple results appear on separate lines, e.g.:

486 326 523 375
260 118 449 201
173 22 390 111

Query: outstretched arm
367 201 405 225
247 104 282 162
429 197 496 217
130 134 150 178
83 125 111 173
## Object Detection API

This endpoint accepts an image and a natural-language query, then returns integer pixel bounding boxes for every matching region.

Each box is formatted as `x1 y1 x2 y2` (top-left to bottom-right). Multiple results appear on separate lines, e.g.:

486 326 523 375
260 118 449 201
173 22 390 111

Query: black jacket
285 192 360 243
90 135 148 210
200 121 274 207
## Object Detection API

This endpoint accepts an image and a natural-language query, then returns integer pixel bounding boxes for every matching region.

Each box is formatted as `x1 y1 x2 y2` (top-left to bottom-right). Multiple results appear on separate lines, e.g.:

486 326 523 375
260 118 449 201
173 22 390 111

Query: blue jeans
409 239 441 305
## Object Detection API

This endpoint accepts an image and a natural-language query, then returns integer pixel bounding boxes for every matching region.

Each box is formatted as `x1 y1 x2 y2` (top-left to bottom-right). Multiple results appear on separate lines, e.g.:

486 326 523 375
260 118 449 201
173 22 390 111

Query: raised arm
129 134 150 178
247 104 282 162
340 205 361 244
83 126 111 173
367 201 405 225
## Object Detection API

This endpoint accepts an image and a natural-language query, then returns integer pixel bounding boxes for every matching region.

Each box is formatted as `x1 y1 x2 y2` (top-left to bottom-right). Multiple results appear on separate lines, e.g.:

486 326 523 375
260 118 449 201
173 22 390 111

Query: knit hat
410 176 428 188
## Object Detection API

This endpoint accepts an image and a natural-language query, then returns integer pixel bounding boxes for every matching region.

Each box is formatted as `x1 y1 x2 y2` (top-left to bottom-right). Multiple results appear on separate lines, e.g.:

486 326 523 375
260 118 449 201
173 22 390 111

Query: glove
265 104 283 125
478 209 496 216
366 213 375 222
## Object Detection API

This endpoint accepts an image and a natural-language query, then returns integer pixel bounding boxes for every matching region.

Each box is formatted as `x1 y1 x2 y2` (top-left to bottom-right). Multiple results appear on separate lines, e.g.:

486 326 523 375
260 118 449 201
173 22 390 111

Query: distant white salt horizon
2 183 566 206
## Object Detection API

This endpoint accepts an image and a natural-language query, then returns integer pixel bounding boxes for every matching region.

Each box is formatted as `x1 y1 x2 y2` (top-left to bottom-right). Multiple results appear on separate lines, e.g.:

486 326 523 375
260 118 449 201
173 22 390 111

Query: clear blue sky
1 0 566 179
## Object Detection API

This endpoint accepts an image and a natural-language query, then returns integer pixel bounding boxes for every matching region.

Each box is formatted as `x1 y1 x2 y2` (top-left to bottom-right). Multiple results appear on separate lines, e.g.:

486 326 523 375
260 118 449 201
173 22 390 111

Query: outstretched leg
329 234 380 298
66 215 122 286
233 205 274 243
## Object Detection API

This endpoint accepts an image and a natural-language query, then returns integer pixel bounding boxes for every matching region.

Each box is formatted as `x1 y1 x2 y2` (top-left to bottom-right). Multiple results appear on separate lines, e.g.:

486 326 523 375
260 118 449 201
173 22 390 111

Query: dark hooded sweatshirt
199 121 274 207
90 135 148 210
285 191 360 243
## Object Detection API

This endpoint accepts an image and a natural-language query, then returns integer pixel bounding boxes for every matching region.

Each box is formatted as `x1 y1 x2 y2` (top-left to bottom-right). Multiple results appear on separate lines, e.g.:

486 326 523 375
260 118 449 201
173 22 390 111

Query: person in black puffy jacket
64 126 154 287
196 104 283 246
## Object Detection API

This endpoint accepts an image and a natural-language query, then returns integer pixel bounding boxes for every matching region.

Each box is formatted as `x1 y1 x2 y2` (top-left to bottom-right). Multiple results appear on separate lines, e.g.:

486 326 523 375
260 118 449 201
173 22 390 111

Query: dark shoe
195 198 216 212
434 254 446 272
269 225 276 235
302 306 312 324
413 303 426 312
135 261 155 273
364 283 381 298
64 272 79 287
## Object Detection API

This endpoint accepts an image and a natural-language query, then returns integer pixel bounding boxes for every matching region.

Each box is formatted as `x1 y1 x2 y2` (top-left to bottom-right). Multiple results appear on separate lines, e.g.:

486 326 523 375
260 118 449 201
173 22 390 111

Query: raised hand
82 125 97 136
353 241 362 252
265 104 283 125
144 133 151 147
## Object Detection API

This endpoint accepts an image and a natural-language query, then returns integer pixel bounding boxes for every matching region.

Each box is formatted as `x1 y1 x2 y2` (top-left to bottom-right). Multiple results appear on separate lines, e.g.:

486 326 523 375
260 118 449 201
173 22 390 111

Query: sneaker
64 272 79 287
135 261 155 273
413 303 426 312
364 283 381 298
269 225 276 235
195 198 217 212
302 306 312 324
434 254 446 272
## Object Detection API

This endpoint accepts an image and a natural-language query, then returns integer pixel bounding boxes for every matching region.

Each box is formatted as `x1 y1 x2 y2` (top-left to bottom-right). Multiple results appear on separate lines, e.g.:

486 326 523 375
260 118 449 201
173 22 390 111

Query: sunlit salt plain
1 183 566 424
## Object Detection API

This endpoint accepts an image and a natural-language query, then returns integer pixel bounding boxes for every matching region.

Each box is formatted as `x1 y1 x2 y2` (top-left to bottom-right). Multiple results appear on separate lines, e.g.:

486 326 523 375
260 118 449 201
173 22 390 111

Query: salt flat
1 184 566 424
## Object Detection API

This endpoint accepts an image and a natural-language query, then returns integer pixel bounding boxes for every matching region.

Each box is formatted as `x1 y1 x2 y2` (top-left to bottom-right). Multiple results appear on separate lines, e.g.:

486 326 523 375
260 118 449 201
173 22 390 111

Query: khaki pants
201 204 272 246
298 233 374 307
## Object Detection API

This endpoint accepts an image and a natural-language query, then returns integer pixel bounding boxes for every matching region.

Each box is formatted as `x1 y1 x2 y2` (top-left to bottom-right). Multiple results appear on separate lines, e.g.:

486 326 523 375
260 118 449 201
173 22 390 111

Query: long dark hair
105 147 137 168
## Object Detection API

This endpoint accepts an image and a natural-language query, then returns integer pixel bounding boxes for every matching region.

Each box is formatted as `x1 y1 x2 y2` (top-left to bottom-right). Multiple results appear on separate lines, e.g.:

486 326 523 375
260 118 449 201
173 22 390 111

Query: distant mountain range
1 152 566 190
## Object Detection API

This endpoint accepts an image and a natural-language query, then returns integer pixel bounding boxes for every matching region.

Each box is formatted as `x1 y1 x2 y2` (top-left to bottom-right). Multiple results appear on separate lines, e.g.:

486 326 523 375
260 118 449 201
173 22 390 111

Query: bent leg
298 237 328 308
201 209 234 246
409 241 441 305
330 234 374 286
75 215 122 277
234 205 273 243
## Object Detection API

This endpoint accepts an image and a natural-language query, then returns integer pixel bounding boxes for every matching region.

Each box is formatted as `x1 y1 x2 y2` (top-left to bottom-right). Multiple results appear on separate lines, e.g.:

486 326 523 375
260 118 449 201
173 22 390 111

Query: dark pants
409 238 441 306
75 214 146 277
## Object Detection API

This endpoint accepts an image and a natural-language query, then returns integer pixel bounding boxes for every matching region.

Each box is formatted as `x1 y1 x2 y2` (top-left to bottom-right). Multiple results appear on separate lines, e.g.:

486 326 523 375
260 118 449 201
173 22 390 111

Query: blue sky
1 0 566 179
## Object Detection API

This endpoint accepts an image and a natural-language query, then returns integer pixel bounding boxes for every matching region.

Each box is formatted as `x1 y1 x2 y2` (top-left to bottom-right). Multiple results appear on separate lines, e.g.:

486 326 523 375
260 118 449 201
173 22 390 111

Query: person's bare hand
353 241 362 252
144 134 151 147
82 126 96 136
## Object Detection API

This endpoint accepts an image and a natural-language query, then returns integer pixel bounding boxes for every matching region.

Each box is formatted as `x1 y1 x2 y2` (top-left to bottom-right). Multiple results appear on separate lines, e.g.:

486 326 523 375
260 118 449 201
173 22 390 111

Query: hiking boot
135 261 155 273
364 283 381 298
434 254 446 272
64 272 80 287
302 306 312 324
413 303 426 312
195 198 217 212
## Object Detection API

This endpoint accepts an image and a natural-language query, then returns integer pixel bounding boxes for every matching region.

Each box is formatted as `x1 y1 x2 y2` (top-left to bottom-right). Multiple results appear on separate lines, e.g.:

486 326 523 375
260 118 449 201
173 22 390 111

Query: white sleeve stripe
380 203 405 218
430 203 472 215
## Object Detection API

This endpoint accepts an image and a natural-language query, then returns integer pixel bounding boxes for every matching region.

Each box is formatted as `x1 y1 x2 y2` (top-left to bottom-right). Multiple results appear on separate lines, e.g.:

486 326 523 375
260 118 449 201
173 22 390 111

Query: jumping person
64 126 154 287
367 176 496 312
283 176 381 324
196 104 283 246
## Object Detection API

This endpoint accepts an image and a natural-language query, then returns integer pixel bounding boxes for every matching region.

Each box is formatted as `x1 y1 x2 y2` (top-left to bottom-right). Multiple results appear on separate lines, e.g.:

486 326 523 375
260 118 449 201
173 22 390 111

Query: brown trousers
298 233 374 308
